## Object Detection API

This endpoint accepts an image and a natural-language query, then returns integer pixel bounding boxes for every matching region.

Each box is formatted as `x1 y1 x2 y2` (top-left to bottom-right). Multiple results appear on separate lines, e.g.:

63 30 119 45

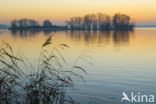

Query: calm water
0 28 156 104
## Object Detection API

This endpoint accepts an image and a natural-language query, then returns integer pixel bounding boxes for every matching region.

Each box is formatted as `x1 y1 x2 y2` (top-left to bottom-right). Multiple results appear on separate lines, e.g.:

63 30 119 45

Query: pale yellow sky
0 0 156 25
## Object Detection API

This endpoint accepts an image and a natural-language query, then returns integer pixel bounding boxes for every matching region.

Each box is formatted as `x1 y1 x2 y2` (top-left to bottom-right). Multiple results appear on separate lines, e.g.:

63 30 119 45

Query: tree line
10 13 135 30
11 19 53 29
66 13 135 30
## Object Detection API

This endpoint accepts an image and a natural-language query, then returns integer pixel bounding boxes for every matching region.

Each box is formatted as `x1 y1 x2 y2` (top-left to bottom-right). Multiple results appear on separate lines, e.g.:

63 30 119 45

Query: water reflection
66 30 134 47
10 29 134 47
113 30 134 47
1 28 156 104
11 29 40 36
11 29 59 36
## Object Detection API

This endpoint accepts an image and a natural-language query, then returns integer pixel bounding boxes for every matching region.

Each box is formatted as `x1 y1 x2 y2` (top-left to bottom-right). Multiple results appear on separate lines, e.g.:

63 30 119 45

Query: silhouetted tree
86 14 96 29
43 20 53 27
66 13 112 30
97 13 111 30
11 19 39 29
84 14 91 29
11 20 18 29
66 18 74 29
113 13 134 29
66 13 135 30
66 17 84 29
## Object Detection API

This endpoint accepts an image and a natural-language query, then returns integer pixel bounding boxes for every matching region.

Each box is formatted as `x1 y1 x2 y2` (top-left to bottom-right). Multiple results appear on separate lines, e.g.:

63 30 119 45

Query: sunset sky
0 0 156 25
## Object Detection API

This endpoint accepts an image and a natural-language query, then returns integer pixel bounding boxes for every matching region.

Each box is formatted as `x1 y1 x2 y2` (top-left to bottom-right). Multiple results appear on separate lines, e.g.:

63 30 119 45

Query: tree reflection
10 29 134 47
67 30 134 47
10 29 55 37
113 30 134 47
11 29 41 37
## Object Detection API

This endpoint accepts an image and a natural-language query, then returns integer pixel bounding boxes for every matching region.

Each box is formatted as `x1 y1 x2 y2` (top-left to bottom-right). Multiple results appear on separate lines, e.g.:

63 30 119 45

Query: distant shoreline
1 27 156 30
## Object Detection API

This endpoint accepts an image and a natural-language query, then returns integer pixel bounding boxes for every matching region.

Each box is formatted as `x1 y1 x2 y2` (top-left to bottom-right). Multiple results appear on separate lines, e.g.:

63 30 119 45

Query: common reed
0 35 91 104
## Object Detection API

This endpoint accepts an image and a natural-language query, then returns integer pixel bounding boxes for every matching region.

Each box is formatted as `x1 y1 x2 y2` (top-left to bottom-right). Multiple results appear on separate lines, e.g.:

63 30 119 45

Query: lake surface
0 28 156 104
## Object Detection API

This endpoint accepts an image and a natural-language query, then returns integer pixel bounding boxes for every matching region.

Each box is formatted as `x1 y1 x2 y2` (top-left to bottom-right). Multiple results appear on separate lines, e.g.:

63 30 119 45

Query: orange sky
0 0 156 25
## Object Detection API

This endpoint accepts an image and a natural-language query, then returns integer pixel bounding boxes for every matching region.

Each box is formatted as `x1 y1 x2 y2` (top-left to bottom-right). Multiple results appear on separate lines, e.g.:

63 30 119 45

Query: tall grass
0 35 90 104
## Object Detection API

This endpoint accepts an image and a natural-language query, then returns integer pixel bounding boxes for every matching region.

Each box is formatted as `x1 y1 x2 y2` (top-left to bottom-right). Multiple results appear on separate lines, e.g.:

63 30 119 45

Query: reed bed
0 35 90 104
